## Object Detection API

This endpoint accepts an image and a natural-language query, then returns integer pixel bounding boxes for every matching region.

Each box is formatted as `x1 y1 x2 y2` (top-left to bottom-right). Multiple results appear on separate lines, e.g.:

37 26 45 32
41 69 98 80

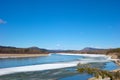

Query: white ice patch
58 53 107 57
0 61 79 76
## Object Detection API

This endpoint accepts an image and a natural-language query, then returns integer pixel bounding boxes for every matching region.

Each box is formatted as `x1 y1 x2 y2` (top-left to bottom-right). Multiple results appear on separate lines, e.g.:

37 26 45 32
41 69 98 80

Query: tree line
0 46 48 54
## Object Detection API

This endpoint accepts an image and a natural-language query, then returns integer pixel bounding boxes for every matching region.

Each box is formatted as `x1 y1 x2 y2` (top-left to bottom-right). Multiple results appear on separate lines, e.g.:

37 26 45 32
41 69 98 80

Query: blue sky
0 0 120 50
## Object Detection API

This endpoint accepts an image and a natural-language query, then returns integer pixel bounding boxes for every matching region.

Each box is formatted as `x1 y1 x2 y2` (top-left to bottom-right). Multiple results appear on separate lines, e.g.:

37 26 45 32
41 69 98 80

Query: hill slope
0 46 48 54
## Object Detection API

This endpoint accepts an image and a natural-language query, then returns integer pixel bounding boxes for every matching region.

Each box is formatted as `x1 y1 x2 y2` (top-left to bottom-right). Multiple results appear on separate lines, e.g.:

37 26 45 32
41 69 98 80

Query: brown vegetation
0 46 49 54
77 64 120 80
106 48 120 58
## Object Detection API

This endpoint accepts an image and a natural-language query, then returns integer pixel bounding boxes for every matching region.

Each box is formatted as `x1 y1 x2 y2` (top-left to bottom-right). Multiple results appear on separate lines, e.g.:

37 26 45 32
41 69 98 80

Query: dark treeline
0 46 48 54
0 45 120 55
107 48 120 53
107 48 120 58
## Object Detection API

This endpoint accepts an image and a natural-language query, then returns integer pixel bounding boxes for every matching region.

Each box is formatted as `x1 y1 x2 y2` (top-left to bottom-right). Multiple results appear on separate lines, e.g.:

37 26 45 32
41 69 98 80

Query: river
0 53 119 80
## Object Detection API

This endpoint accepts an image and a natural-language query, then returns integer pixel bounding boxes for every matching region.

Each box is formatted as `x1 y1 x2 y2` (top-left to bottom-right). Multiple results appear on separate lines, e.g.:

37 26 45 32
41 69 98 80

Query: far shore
0 53 49 58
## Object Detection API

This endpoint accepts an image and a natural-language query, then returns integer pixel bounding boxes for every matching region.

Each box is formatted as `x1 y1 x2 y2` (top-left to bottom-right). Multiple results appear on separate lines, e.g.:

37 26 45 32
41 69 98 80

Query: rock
88 77 110 80
114 59 120 66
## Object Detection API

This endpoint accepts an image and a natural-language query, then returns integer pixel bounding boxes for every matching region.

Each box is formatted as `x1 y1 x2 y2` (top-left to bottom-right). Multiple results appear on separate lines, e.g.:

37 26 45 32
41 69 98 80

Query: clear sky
0 0 120 50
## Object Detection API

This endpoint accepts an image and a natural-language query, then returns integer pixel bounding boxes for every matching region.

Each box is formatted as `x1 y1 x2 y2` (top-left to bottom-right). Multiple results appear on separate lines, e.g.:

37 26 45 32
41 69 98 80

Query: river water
0 53 119 80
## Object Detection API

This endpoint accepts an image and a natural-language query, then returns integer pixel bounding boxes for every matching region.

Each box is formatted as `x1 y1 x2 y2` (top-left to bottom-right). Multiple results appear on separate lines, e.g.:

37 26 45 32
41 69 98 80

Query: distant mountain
47 49 76 53
28 46 48 53
29 46 41 50
80 47 108 54
48 47 107 53
0 45 117 55
28 46 47 51
81 47 104 51
0 46 49 54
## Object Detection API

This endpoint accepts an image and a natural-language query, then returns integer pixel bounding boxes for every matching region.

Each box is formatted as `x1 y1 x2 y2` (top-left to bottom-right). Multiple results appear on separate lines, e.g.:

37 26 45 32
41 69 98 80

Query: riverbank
0 54 49 58
88 69 120 80
107 54 120 66
88 54 120 80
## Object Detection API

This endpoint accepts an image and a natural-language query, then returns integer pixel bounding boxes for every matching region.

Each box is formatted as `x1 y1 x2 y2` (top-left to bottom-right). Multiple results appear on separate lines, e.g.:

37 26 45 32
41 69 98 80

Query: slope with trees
0 46 49 54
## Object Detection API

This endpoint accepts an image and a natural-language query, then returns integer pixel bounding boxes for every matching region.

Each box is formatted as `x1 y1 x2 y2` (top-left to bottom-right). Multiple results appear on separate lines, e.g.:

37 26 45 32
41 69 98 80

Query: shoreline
88 69 120 80
88 54 120 80
0 53 49 58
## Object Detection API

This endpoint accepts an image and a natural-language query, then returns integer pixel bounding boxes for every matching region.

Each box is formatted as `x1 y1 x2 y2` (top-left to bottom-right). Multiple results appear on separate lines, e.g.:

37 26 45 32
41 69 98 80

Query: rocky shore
88 54 120 80
88 70 120 80
109 54 120 66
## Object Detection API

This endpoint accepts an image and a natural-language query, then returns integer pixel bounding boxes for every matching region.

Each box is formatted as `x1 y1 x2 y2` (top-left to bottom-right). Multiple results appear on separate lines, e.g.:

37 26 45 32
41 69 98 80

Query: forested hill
0 46 120 57
0 46 49 54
